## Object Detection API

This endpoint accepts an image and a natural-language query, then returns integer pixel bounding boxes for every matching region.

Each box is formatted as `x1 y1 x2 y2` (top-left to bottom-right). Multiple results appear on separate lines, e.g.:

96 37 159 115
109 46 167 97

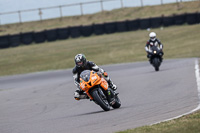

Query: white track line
151 58 200 125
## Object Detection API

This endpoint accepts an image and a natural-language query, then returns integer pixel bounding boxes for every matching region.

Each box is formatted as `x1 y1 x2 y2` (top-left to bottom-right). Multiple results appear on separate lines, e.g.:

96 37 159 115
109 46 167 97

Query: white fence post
120 0 124 8
161 0 163 5
100 0 104 12
59 6 63 19
80 3 83 15
18 11 22 23
140 0 143 7
38 8 42 21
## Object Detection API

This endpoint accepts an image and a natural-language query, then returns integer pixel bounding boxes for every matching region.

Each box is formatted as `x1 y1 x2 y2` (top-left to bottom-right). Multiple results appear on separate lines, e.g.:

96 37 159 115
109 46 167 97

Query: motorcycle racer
72 54 117 100
145 32 164 63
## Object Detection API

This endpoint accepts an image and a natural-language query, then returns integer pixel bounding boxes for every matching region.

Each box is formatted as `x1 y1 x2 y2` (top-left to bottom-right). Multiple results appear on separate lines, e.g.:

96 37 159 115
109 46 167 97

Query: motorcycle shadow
148 68 171 73
75 107 123 117
75 110 106 116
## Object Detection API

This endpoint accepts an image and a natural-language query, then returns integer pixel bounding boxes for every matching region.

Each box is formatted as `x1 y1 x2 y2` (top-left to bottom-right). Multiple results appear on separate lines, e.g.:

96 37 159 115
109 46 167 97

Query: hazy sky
0 0 95 12
0 0 187 24
0 0 182 13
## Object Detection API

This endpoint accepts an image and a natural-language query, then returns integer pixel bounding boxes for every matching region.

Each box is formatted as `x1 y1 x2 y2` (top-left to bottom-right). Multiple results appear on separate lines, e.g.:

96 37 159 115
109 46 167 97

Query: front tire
155 67 159 71
91 89 110 111
153 58 160 71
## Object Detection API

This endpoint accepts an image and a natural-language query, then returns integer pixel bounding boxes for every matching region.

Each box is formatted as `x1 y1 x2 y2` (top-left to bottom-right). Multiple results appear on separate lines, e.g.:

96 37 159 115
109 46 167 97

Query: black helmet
74 54 87 67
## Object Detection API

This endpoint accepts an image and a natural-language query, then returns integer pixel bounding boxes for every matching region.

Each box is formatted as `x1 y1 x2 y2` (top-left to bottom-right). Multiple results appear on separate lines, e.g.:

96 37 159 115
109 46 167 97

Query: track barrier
0 12 199 49
45 29 58 42
140 18 151 29
93 23 105 35
150 17 163 28
81 25 94 37
9 34 21 47
0 35 10 48
57 28 70 40
70 26 82 38
127 19 140 31
21 32 34 45
33 31 46 43
163 16 175 27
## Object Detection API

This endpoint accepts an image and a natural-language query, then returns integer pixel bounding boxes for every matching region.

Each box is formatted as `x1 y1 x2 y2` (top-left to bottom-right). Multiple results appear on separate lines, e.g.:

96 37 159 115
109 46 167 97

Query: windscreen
80 70 91 82
151 45 159 51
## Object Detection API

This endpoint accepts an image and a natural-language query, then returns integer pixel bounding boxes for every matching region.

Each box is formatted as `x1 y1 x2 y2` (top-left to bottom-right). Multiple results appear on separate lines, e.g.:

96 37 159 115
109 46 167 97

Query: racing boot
74 90 88 100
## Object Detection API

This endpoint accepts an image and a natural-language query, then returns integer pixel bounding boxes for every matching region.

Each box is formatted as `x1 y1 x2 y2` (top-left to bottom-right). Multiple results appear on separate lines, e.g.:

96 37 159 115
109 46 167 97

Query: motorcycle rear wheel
112 95 121 109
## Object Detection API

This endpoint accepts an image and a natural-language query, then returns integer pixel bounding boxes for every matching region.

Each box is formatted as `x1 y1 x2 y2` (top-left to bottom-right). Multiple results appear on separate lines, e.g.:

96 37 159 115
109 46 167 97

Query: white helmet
149 32 156 41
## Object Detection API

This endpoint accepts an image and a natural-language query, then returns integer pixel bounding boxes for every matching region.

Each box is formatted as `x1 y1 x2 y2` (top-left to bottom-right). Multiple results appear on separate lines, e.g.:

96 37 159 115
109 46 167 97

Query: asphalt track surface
0 58 199 133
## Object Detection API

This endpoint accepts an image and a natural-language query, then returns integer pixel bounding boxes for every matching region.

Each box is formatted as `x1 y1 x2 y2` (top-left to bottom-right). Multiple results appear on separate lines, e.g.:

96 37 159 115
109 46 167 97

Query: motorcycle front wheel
153 58 160 71
91 89 110 111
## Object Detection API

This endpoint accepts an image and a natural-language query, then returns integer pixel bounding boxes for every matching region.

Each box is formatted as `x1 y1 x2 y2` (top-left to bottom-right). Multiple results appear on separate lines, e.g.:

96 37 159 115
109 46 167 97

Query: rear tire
112 95 121 109
91 89 110 111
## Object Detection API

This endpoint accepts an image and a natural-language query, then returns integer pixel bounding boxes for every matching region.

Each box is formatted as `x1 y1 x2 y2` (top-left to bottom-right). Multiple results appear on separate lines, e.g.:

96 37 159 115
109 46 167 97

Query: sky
0 0 191 24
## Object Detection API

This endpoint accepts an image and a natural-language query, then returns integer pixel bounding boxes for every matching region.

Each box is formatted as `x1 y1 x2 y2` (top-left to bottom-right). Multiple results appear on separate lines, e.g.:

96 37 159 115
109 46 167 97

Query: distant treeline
0 12 199 49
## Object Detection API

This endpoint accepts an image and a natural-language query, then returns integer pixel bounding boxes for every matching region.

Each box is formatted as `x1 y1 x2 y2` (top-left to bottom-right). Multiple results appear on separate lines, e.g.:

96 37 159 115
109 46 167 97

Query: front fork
106 88 116 105
96 86 116 105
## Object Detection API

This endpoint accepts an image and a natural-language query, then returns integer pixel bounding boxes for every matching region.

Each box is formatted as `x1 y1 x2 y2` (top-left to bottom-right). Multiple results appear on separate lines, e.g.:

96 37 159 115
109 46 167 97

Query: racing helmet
74 54 87 67
149 32 156 41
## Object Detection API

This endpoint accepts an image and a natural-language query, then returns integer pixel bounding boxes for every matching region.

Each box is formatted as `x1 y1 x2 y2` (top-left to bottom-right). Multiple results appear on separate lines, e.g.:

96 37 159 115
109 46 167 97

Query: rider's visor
77 61 83 66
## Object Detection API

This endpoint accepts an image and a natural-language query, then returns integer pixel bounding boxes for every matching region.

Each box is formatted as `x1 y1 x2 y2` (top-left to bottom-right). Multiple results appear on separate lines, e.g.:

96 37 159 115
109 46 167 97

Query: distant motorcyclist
72 54 117 100
145 32 164 63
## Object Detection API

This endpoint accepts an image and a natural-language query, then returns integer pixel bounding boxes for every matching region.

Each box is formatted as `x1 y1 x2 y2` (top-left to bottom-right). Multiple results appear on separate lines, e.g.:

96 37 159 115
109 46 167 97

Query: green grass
117 110 200 133
0 24 200 76
0 1 200 35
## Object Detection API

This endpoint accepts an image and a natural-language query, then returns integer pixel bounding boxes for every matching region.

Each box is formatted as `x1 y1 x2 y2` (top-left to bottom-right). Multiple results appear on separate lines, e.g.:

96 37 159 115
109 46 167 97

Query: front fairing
151 46 161 56
79 70 101 91
79 70 108 100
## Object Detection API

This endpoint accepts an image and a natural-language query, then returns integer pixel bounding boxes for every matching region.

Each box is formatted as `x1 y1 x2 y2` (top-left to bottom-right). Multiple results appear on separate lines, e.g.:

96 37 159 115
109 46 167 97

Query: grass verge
117 110 200 133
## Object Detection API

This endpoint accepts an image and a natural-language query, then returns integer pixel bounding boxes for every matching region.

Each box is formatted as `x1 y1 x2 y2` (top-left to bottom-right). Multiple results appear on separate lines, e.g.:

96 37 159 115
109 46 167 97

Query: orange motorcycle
79 70 121 111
